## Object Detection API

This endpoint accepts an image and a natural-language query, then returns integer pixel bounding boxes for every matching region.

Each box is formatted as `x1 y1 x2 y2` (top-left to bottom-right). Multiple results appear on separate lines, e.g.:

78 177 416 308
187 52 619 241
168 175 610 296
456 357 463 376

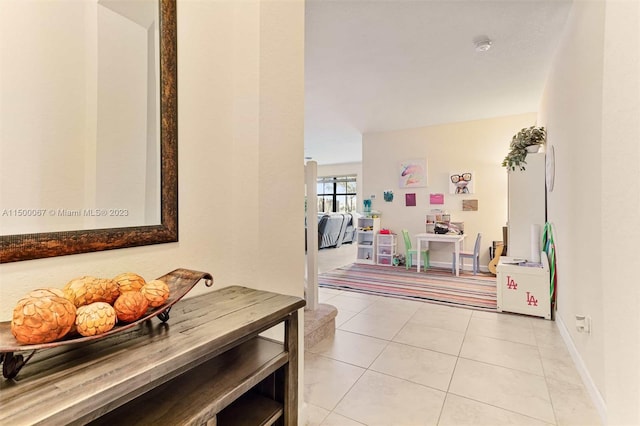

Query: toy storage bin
496 253 550 319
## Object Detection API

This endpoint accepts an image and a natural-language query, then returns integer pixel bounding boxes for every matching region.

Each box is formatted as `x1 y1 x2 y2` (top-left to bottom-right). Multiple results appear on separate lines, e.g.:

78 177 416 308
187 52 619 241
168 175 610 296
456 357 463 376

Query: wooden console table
0 286 305 425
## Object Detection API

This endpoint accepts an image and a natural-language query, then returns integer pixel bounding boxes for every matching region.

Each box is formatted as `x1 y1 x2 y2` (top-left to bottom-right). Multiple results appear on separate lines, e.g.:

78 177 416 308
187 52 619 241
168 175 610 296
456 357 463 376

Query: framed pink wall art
399 159 428 188
430 193 444 204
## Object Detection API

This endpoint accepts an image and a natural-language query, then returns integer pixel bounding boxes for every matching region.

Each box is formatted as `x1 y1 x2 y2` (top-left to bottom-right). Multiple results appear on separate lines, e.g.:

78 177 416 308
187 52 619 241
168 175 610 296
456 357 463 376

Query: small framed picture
462 199 479 211
405 193 417 206
449 171 475 194
430 193 444 204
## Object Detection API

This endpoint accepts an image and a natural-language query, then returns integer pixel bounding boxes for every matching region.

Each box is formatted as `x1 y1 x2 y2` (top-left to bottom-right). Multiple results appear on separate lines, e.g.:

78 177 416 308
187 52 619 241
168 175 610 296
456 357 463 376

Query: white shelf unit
356 216 380 264
376 233 397 266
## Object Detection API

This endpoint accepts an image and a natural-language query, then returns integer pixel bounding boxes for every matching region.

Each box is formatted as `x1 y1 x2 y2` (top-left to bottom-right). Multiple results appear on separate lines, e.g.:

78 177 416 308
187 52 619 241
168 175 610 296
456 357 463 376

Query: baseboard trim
555 316 607 424
425 260 489 274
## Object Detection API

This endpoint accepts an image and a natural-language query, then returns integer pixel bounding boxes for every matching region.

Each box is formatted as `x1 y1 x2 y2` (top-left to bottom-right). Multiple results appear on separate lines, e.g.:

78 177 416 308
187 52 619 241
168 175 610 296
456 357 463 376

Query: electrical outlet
575 315 592 334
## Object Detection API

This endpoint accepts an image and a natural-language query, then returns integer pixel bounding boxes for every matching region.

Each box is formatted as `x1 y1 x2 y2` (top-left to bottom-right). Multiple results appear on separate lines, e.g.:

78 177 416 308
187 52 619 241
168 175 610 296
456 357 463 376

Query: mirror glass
0 0 177 263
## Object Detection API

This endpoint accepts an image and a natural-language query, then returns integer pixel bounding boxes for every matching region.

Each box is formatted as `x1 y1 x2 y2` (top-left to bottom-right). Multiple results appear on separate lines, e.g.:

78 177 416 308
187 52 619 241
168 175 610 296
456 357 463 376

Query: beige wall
538 0 640 423
0 0 305 409
362 113 537 268
538 0 606 403
317 162 362 180
601 1 640 423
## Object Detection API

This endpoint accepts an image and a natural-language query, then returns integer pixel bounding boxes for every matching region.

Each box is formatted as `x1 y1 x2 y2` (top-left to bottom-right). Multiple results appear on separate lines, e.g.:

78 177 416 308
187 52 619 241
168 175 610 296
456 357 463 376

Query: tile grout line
435 307 472 425
535 325 560 426
314 275 574 425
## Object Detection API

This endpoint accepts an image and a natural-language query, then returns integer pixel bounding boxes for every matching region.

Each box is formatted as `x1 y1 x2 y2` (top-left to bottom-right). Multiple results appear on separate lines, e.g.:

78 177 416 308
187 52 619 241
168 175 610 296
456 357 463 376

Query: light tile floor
305 244 601 426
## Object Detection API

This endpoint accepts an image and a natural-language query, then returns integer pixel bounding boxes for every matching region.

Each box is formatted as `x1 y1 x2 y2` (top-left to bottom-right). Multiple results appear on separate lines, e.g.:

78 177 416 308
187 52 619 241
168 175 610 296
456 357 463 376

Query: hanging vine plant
502 126 546 171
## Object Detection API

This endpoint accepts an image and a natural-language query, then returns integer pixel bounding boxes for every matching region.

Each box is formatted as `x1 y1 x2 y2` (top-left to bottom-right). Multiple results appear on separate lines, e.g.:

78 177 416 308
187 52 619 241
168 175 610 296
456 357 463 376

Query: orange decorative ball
11 289 77 344
113 292 149 323
75 302 117 337
27 288 66 299
140 280 170 308
63 276 120 307
113 272 146 293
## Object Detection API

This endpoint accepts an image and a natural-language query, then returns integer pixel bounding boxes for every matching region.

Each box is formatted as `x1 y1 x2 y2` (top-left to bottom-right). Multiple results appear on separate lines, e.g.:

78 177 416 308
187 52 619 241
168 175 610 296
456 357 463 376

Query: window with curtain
317 175 357 213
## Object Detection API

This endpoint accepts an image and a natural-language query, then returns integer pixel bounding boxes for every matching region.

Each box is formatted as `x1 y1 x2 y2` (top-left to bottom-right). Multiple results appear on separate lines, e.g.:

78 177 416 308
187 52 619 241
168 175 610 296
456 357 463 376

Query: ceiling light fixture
474 36 492 52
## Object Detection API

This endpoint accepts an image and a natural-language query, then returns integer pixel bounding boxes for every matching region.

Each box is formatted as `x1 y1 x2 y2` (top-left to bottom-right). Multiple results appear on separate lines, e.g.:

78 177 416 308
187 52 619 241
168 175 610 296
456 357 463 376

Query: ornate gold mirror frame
0 0 177 263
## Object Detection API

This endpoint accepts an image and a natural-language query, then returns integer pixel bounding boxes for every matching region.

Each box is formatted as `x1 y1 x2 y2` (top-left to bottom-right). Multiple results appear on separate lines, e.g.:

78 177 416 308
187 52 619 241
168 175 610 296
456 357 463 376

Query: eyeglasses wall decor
449 171 475 194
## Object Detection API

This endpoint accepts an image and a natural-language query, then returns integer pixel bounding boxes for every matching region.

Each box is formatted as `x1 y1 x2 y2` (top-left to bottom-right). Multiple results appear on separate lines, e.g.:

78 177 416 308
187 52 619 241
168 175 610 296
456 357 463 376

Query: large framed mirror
0 0 177 263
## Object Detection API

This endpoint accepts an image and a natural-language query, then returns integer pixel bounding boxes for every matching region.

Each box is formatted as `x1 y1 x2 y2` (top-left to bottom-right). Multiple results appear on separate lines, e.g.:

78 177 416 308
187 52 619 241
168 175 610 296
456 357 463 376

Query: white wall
0 0 305 412
538 0 640 423
362 113 537 268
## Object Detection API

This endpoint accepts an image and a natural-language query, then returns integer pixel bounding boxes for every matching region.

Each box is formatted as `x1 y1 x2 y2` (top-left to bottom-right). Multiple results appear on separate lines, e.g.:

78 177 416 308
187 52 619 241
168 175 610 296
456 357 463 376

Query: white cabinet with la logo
497 254 551 319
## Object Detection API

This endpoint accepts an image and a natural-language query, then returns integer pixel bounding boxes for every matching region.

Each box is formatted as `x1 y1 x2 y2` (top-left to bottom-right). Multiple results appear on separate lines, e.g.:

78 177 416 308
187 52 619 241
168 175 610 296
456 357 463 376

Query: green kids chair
402 229 430 270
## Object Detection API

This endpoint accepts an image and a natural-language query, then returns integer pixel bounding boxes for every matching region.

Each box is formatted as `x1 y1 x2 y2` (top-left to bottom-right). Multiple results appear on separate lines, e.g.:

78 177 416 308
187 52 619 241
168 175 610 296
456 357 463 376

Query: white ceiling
304 0 573 165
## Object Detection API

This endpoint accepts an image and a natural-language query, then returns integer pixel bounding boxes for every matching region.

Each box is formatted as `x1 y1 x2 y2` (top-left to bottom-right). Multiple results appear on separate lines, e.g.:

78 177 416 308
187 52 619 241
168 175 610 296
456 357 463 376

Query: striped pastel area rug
319 263 497 311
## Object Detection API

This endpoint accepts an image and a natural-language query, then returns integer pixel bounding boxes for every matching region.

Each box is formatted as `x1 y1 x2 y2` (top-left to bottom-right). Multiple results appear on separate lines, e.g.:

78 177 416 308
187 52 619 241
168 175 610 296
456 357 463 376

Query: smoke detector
474 37 492 52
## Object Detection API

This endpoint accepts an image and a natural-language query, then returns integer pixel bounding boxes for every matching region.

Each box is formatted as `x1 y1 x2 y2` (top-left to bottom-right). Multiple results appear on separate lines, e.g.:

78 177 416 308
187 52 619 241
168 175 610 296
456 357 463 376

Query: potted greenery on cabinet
502 126 546 171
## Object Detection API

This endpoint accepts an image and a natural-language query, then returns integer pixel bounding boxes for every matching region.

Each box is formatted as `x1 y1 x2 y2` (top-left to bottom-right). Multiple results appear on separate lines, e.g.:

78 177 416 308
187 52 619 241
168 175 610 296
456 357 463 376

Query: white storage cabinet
376 233 397 266
497 254 550 319
356 217 380 264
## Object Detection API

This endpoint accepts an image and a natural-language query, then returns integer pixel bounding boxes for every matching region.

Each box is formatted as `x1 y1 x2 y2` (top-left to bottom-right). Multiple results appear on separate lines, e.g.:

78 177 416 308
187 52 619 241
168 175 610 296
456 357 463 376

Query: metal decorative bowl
0 268 213 379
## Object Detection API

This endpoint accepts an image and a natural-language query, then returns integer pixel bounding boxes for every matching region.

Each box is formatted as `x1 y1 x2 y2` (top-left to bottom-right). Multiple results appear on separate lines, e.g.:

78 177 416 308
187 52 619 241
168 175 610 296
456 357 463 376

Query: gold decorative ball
75 302 117 337
113 272 146 293
11 289 77 344
140 280 170 308
113 292 149 323
63 276 120 307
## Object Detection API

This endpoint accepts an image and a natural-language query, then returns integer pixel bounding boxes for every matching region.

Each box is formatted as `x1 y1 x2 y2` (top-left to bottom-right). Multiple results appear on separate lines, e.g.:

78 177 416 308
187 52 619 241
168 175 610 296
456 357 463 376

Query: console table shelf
0 285 305 426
